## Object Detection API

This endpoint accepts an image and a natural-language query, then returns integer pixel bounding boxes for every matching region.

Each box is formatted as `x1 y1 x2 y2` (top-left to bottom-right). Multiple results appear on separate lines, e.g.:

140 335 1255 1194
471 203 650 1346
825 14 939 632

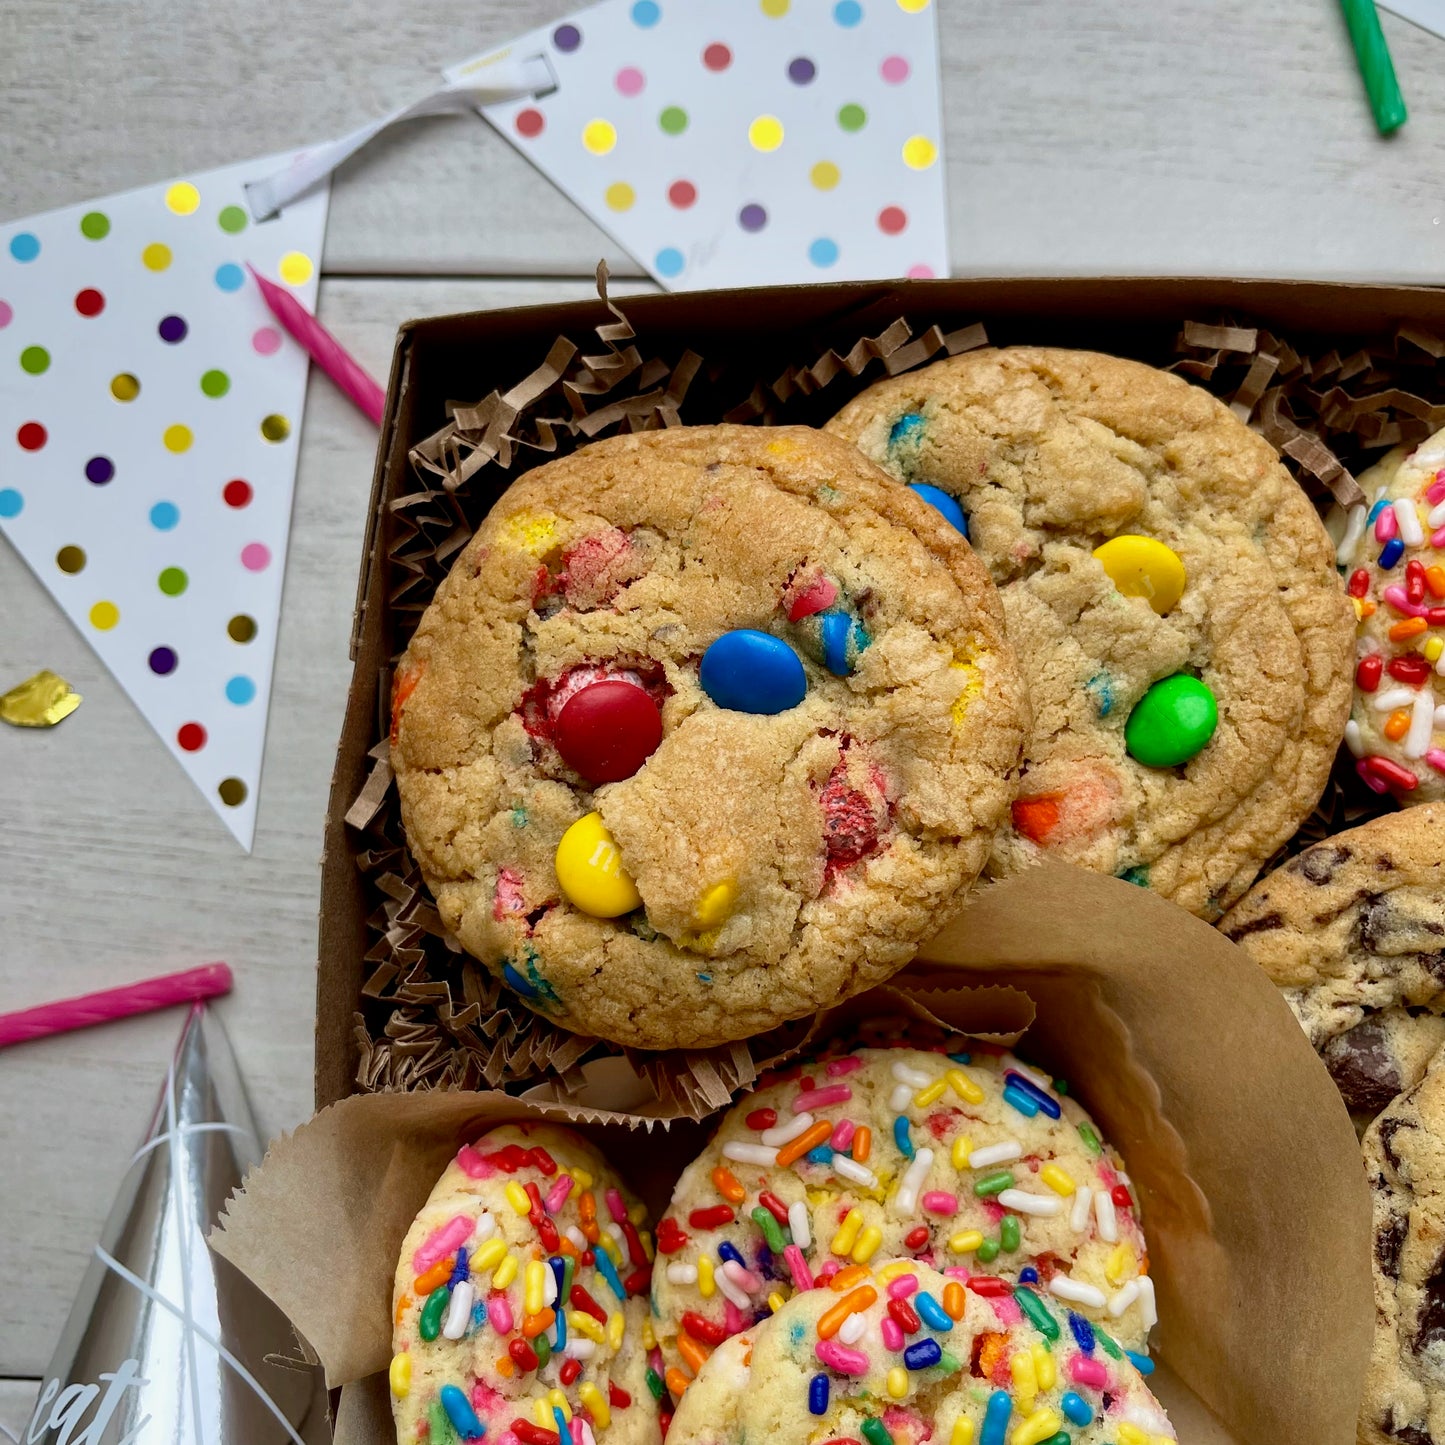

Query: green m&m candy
1124 674 1218 767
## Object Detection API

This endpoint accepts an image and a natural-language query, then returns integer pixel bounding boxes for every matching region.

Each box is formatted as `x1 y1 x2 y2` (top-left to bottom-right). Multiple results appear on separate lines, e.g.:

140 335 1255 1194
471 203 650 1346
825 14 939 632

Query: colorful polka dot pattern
1 148 328 846
471 0 946 289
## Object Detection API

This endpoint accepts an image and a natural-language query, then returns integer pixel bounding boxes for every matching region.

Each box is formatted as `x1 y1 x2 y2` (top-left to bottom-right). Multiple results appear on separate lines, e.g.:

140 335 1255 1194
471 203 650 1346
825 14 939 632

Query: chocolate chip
1380 1117 1413 1173
1384 1411 1435 1445
1413 1251 1445 1357
1425 952 1445 985
1361 895 1394 951
1295 843 1352 884
1359 892 1445 955
1222 911 1285 940
1377 1212 1409 1281
1324 1019 1404 1112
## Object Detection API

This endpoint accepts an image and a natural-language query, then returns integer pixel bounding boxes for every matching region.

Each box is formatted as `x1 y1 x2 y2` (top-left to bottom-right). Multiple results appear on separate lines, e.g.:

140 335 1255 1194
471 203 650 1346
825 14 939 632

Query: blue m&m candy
908 482 968 537
700 629 807 714
818 611 871 677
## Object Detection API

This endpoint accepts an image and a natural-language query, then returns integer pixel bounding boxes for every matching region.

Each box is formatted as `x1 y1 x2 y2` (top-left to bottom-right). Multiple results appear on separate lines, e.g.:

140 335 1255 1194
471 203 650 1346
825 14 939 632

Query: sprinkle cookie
1339 427 1445 800
392 427 1028 1049
390 1123 659 1445
665 1259 1175 1445
1220 806 1445 1114
1360 1046 1445 1445
651 1045 1153 1401
827 348 1354 917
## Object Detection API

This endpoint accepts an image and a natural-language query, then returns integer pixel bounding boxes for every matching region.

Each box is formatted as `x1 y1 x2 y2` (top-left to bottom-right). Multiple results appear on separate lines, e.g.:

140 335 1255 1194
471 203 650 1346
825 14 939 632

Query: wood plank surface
0 1379 36 1443
1 2 1443 280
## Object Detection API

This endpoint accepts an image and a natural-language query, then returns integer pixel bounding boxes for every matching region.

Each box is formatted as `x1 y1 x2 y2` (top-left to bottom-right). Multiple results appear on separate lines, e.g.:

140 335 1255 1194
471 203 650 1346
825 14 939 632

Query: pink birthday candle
0 963 233 1048
246 264 385 426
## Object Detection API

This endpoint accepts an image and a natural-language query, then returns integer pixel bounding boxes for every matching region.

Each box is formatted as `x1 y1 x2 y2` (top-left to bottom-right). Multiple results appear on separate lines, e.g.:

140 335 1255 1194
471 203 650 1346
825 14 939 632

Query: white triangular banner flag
0 151 330 849
447 0 948 291
1378 0 1445 42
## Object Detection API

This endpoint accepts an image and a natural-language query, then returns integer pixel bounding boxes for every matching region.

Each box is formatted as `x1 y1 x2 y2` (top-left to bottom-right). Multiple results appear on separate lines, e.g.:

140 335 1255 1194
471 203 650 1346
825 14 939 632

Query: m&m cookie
1337 427 1445 800
390 1123 659 1445
391 427 1028 1049
828 348 1354 917
665 1260 1174 1445
651 1045 1154 1401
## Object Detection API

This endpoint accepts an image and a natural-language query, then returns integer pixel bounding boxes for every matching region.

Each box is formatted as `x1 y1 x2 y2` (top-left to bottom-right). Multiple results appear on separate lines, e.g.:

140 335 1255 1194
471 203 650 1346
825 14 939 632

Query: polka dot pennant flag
0 151 330 850
446 0 946 290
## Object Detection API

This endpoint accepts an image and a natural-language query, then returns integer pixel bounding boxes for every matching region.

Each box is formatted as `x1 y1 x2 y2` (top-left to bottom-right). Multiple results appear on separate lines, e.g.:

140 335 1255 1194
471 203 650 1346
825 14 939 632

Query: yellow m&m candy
691 878 738 930
555 811 641 917
1092 535 1186 615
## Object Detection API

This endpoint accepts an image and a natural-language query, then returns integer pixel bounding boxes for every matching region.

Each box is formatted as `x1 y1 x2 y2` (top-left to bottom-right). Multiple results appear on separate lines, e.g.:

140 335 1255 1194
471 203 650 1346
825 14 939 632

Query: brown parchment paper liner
345 270 1443 1104
217 862 1369 1445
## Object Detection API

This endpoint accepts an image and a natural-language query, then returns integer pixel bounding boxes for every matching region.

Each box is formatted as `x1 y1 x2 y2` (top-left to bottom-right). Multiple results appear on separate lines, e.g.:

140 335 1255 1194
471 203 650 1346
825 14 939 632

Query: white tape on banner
244 53 556 219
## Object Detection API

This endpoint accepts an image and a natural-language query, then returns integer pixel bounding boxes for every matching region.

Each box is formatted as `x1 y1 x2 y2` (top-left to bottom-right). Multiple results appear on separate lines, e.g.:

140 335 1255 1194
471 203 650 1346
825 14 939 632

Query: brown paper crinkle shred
1171 317 1445 509
345 275 1445 1108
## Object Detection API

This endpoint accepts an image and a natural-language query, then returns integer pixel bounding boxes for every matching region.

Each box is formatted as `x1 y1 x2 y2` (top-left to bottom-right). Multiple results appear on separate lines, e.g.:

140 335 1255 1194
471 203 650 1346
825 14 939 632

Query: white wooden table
2 0 1443 1431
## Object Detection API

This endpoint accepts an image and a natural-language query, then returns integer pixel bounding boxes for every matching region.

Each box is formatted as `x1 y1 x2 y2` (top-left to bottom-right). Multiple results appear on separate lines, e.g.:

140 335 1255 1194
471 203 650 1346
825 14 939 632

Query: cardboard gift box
219 277 1445 1445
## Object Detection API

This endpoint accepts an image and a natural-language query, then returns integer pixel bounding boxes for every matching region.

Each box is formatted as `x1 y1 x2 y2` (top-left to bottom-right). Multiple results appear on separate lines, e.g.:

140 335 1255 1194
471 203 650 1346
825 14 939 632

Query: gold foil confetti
0 669 82 727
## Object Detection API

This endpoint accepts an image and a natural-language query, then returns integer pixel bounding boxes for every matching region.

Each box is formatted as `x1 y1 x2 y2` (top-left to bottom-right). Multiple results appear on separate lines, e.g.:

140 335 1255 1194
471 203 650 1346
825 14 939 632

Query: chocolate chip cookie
392 426 1028 1050
1361 1047 1445 1445
827 348 1355 918
1220 806 1445 1113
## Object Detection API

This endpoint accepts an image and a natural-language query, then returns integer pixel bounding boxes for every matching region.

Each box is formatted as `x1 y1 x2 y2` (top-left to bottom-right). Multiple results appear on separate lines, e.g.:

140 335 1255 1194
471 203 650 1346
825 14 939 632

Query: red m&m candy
554 678 662 783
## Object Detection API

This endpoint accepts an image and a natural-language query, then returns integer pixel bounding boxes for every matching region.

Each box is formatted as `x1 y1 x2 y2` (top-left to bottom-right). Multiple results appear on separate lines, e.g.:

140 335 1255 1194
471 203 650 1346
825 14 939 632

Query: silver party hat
24 1003 330 1445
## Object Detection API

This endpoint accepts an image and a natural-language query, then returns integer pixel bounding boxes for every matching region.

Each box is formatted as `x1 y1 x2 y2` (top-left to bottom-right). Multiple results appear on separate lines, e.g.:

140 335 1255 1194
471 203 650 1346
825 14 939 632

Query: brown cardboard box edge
318 272 1445 1113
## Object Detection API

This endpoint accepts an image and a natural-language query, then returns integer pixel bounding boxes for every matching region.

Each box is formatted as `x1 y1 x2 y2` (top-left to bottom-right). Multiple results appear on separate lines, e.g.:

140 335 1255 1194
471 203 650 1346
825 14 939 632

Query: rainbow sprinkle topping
652 1046 1152 1406
662 1259 1174 1445
1339 430 1445 796
391 1125 660 1444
